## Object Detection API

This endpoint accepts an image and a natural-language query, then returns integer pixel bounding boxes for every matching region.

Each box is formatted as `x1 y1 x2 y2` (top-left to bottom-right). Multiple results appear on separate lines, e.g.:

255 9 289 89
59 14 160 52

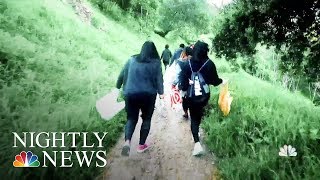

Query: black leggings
163 62 169 70
124 93 156 145
182 96 189 112
188 99 208 143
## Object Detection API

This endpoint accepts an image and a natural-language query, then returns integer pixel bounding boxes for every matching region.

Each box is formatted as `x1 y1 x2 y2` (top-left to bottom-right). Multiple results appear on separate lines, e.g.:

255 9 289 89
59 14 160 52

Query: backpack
187 59 210 104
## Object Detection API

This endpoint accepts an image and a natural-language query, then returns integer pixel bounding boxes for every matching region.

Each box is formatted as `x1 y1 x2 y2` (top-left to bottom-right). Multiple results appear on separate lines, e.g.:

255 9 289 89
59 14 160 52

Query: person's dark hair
185 47 193 56
179 43 185 48
191 41 209 62
136 41 160 62
165 44 169 49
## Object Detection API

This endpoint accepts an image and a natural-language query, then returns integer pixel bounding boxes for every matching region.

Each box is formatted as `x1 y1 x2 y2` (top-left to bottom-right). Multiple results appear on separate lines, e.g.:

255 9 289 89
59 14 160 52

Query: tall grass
203 70 320 179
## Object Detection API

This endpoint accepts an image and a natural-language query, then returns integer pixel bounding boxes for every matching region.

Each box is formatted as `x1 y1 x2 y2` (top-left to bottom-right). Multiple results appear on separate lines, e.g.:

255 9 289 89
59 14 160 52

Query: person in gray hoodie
116 41 164 156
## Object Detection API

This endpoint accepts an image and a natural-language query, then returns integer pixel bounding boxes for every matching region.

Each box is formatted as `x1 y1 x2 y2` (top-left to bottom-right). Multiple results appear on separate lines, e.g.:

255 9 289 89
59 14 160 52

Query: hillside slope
0 0 175 179
203 68 320 179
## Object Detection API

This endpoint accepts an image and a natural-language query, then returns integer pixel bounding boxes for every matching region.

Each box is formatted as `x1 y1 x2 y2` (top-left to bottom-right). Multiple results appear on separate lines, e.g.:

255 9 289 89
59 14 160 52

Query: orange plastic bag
218 82 233 116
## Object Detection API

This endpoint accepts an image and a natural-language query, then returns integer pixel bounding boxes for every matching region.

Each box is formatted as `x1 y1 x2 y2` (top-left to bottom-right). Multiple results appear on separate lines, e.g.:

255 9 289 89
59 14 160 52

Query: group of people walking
116 40 224 156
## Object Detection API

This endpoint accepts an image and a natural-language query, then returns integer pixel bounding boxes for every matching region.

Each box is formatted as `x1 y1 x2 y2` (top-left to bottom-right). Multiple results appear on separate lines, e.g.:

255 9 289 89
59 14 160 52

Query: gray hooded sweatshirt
116 56 164 96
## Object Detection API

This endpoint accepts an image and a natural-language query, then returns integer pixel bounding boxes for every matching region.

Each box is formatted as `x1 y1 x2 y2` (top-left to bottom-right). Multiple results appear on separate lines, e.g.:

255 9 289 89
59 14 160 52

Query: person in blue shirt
169 43 185 66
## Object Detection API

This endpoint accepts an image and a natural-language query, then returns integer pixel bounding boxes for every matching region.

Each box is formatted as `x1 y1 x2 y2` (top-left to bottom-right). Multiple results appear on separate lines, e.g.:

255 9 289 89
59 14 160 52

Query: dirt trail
102 97 217 180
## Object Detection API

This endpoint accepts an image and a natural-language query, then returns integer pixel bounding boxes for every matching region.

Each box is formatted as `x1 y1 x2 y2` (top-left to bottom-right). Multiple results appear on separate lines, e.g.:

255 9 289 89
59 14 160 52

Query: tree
212 0 319 80
156 0 212 39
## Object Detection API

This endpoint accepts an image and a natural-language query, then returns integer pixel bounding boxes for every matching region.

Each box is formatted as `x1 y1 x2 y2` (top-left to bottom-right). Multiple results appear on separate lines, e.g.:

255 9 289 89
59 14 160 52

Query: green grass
203 69 320 179
0 0 179 179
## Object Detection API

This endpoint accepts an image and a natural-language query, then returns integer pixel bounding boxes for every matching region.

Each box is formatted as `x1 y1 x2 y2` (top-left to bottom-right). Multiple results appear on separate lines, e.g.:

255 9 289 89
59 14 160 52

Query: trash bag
218 82 233 116
163 61 180 91
96 88 125 120
170 85 182 111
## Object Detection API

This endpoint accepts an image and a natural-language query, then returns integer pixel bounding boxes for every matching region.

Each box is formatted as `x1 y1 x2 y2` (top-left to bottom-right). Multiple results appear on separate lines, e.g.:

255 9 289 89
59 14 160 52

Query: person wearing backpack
116 41 164 156
161 44 172 70
178 41 224 156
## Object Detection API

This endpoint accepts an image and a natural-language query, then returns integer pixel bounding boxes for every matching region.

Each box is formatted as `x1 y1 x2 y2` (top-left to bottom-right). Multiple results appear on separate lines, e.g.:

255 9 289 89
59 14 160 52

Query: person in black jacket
160 44 172 70
116 41 164 156
179 41 224 156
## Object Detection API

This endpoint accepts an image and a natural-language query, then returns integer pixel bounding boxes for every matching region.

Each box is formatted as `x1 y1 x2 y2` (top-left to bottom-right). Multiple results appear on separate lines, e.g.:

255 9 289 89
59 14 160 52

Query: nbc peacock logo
13 151 40 167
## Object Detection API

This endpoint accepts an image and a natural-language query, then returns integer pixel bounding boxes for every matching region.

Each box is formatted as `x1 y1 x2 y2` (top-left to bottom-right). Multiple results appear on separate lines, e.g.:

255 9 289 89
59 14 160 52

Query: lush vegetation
1 0 319 179
207 0 320 178
203 70 320 179
211 0 320 104
0 0 173 179
88 0 214 42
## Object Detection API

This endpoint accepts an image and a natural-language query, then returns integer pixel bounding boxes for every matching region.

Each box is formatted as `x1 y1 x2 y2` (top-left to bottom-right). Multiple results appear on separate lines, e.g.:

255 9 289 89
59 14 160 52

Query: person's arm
208 61 223 86
116 59 130 89
160 51 164 60
156 61 164 95
178 62 190 91
172 61 182 86
169 51 176 66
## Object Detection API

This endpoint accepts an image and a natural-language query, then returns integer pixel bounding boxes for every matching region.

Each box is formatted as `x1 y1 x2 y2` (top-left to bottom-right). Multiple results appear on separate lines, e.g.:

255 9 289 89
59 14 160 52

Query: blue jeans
124 93 156 145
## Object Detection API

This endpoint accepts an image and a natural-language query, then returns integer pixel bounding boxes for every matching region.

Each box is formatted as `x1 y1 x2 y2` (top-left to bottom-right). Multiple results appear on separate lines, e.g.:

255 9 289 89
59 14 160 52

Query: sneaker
121 141 130 156
192 142 205 156
137 144 150 153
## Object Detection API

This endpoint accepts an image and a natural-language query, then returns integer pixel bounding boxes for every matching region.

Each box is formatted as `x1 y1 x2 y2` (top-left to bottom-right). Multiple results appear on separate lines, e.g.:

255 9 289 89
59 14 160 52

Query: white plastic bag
163 61 179 89
96 88 125 120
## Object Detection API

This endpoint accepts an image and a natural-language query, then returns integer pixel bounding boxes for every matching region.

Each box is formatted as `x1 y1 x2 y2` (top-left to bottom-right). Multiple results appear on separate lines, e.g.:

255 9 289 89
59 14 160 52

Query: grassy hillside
0 0 178 179
203 65 320 179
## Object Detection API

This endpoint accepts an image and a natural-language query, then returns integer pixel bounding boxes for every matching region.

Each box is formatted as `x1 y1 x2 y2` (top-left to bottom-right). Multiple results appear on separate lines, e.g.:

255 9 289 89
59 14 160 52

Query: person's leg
122 95 140 156
182 96 189 119
189 100 208 156
138 94 156 149
189 103 203 143
189 103 204 156
124 95 140 142
164 63 168 70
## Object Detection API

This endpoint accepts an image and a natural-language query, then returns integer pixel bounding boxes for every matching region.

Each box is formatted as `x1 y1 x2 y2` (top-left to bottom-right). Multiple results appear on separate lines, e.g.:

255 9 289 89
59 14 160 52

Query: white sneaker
192 142 205 156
